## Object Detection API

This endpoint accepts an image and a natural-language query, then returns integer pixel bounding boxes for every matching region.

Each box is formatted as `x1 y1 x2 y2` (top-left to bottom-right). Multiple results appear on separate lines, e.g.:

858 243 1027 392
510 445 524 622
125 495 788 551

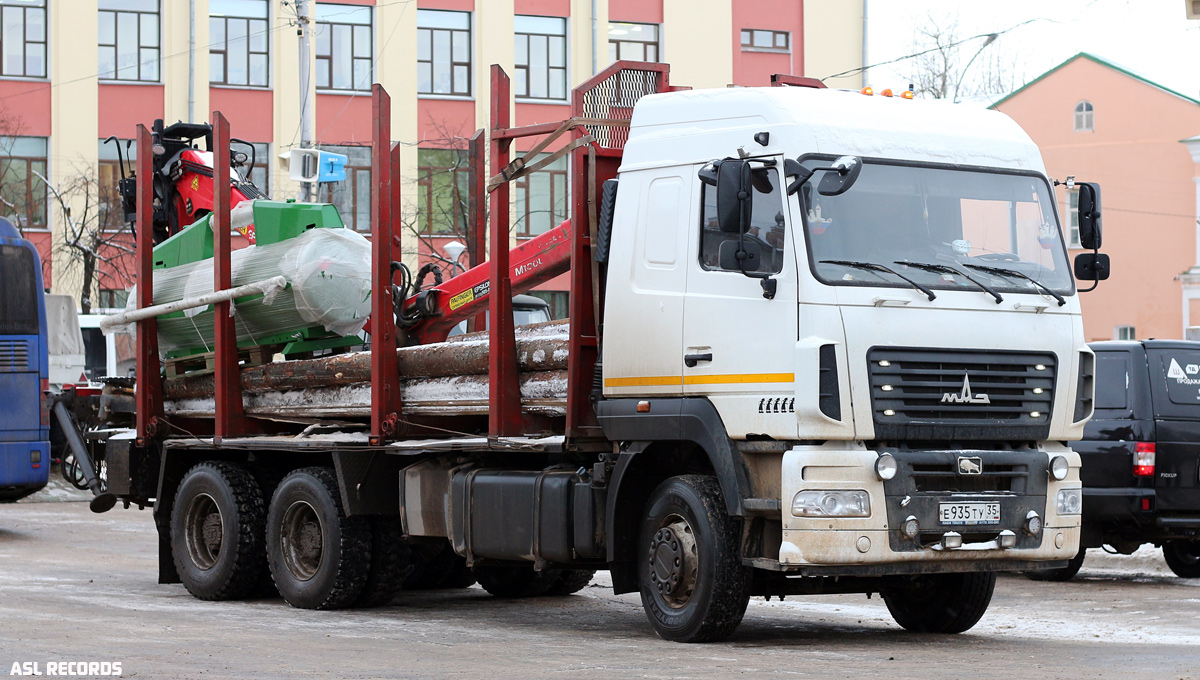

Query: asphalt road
2 499 1199 680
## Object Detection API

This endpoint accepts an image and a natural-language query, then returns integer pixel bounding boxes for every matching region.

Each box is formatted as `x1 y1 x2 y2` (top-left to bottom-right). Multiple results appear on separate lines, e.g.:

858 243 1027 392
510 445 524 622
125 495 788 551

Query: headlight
1056 488 1083 515
874 453 898 480
1049 455 1069 481
791 490 870 518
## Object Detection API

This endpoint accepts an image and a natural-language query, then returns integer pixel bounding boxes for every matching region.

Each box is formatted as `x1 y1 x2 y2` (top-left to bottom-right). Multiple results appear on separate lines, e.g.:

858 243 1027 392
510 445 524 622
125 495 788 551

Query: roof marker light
860 86 874 96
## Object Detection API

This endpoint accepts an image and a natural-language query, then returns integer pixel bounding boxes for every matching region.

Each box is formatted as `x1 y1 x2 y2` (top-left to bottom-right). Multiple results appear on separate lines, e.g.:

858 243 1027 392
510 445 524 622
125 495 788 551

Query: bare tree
909 14 1020 103
36 168 136 314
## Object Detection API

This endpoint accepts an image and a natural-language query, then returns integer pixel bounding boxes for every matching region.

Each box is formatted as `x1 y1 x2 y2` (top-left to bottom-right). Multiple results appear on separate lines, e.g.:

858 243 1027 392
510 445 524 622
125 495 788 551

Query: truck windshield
800 157 1074 297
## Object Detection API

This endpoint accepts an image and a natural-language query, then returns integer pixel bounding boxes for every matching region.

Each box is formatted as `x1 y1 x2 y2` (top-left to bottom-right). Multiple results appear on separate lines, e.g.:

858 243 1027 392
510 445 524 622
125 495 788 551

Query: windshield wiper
962 263 1066 307
894 260 1003 304
820 260 936 301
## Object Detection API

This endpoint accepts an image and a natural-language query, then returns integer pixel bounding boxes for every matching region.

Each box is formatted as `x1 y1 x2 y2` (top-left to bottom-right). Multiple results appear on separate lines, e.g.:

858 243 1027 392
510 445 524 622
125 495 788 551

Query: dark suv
1026 340 1200 581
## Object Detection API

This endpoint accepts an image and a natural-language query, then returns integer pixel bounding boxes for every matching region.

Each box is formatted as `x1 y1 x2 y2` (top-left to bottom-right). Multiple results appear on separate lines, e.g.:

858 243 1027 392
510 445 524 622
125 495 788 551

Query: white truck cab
597 86 1091 629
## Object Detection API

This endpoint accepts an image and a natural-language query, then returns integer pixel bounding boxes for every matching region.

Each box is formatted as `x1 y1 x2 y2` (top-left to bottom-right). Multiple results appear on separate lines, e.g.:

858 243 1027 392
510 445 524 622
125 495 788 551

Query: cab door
681 159 799 438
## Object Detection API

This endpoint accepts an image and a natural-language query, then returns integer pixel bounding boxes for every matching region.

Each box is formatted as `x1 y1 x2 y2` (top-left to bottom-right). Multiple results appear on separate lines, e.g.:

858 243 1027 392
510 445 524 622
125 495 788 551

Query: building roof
990 52 1200 110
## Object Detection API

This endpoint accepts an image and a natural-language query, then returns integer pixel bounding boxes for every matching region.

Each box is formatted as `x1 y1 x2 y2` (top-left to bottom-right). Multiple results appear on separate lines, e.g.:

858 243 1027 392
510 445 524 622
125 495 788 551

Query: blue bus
0 217 49 502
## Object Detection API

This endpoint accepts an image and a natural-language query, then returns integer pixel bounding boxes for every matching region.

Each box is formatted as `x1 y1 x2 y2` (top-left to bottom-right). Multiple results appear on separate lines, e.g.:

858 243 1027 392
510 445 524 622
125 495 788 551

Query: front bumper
779 444 1081 567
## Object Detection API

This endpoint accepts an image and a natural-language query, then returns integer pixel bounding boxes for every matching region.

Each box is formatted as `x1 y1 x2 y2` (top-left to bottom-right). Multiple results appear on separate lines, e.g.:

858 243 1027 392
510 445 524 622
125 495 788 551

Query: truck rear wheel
883 572 996 633
266 467 370 610
1163 540 1200 578
354 517 412 607
637 475 751 643
1023 549 1086 582
476 565 560 597
547 570 595 596
170 461 266 601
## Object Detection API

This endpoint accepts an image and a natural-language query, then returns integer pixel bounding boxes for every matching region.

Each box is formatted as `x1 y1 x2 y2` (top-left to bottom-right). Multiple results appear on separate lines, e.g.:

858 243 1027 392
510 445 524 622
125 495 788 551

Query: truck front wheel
1023 549 1086 582
1163 540 1200 578
637 475 751 643
266 467 370 610
882 572 996 633
170 461 267 601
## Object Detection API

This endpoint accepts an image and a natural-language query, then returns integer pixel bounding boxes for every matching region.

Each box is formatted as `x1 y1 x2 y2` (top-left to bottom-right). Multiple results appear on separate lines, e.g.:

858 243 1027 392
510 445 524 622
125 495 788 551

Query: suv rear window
0 244 38 335
1095 353 1130 410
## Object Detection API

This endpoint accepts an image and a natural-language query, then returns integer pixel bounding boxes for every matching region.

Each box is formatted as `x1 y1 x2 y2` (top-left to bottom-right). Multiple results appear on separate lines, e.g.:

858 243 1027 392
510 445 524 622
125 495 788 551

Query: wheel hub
280 500 323 581
647 517 697 608
183 493 222 571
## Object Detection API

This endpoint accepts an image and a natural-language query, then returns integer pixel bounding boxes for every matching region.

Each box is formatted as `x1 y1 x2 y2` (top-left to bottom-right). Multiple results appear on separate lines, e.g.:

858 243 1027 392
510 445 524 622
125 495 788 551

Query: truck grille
911 462 1027 493
868 348 1056 441
0 339 30 371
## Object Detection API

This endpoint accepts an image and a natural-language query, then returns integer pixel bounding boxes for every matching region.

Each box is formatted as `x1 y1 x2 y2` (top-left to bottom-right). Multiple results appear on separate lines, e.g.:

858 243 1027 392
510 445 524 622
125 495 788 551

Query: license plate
939 502 1000 526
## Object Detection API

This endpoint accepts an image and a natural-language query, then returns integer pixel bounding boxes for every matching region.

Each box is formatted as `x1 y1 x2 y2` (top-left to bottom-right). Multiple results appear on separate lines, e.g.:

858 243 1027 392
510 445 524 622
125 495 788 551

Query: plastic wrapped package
147 228 373 352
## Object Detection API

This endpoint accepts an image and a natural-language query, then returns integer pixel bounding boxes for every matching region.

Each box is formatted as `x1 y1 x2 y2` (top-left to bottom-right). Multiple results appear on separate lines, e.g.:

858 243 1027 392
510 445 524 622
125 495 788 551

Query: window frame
514 14 567 102
607 21 659 63
513 153 568 238
209 0 270 88
98 0 161 83
416 148 470 236
314 2 373 93
740 28 790 53
417 9 472 98
1074 101 1094 132
315 144 371 232
1115 325 1136 341
0 135 48 231
0 0 47 79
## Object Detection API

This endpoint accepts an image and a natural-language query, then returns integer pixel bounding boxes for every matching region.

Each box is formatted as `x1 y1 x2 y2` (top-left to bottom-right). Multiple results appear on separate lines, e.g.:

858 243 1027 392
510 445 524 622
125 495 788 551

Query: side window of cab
699 166 786 274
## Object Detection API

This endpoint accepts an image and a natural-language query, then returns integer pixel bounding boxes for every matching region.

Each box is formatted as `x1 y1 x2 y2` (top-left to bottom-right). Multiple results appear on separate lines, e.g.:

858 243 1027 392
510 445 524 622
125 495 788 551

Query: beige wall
996 57 1200 341
48 0 99 298
164 0 209 127
804 0 864 88
662 0 732 89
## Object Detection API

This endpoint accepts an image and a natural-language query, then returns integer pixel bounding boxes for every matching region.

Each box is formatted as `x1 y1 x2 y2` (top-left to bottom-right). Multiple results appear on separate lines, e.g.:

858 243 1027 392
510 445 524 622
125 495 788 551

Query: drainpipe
188 0 196 121
861 0 868 88
591 0 597 74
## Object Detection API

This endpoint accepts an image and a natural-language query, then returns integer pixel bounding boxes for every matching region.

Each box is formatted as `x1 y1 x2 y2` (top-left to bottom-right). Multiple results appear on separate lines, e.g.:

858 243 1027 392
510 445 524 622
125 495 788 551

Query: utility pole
297 0 314 201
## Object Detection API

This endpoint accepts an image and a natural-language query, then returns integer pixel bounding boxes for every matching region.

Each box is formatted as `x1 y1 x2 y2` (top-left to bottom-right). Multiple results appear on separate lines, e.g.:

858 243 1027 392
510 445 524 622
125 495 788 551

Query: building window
1115 325 1135 341
417 9 471 97
417 149 469 236
1066 189 1080 248
98 137 136 231
1074 101 1094 132
210 0 269 87
98 288 129 309
316 145 370 232
514 152 568 237
0 136 47 230
608 22 658 63
515 15 566 100
315 3 372 92
233 141 270 196
741 28 789 52
0 0 46 78
98 0 160 82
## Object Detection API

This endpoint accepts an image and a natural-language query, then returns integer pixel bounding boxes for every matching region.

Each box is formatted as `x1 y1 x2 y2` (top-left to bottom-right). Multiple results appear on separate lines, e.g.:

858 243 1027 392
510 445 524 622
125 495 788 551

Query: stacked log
162 320 572 418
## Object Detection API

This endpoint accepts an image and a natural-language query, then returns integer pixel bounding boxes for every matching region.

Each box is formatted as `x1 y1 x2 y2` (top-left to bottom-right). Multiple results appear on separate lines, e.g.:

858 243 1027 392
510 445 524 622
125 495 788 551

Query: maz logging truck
86 63 1109 643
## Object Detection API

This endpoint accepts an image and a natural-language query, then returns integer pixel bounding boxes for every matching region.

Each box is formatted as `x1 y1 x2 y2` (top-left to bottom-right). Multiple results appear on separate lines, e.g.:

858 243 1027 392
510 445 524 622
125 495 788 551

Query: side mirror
1074 252 1110 281
1077 182 1102 250
816 156 863 196
715 159 753 234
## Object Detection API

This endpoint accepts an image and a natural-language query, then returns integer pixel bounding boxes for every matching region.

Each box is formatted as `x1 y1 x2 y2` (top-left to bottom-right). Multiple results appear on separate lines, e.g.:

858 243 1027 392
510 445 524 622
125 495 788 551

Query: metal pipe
298 0 314 202
100 276 288 332
591 0 597 75
53 402 117 513
188 0 195 122
861 0 868 88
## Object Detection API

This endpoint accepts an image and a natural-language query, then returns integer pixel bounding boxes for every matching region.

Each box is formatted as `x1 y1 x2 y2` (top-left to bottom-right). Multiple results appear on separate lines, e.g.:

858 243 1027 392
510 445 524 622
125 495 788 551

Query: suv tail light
1133 442 1156 477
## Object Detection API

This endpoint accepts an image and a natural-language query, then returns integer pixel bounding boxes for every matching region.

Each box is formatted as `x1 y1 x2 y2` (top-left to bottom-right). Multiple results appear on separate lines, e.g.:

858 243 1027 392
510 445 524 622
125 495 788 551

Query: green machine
152 200 372 362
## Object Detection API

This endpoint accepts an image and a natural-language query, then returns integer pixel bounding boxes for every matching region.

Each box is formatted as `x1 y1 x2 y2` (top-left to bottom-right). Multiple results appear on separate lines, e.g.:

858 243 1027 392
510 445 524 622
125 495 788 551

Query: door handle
684 352 713 368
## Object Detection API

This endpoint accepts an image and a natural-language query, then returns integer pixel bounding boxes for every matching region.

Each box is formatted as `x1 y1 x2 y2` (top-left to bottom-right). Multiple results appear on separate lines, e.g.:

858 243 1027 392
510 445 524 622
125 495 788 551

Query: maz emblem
958 457 983 475
941 373 990 404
